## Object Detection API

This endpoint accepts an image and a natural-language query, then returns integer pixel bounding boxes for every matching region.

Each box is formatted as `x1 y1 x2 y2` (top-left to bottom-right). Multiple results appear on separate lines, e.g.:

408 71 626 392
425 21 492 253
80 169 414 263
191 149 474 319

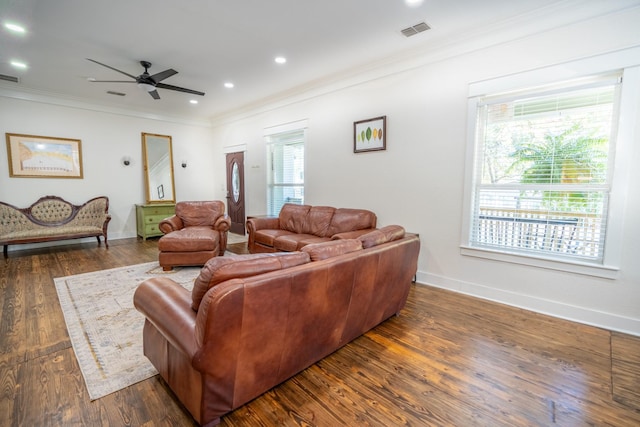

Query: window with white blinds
467 73 622 264
265 128 305 216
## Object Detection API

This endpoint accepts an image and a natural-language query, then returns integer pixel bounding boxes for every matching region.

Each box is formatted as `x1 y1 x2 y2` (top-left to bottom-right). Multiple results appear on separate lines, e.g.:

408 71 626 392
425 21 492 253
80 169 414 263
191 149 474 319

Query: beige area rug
54 261 202 400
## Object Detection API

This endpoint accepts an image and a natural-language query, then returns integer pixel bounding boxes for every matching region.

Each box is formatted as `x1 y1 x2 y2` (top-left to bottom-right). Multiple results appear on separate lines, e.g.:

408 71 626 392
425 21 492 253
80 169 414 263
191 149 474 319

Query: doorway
225 151 245 235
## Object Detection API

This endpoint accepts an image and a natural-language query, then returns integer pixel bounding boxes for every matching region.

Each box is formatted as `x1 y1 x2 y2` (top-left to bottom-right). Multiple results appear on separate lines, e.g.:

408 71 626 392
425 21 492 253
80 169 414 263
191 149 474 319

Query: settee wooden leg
3 245 7 257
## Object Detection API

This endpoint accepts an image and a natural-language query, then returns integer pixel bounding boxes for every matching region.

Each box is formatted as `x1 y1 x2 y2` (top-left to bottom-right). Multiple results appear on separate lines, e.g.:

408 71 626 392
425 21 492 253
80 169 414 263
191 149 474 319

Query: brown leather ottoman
158 226 221 271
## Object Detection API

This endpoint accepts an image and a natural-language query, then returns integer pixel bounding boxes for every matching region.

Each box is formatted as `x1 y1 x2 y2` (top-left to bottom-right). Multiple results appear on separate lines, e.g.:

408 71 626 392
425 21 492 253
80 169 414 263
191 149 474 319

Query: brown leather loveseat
246 203 377 253
134 225 419 426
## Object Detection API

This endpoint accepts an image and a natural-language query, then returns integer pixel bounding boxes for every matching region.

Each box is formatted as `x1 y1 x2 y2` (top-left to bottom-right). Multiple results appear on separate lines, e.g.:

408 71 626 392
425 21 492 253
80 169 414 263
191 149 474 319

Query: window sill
460 245 619 279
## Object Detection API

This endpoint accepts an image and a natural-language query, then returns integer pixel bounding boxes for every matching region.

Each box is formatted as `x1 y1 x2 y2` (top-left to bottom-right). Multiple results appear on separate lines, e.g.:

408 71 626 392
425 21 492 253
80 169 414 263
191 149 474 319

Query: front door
225 151 245 235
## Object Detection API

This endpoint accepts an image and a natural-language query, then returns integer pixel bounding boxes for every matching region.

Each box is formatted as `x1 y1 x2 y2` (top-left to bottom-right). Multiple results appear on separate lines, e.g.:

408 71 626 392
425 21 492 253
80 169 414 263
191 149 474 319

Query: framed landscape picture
6 133 83 178
354 116 386 153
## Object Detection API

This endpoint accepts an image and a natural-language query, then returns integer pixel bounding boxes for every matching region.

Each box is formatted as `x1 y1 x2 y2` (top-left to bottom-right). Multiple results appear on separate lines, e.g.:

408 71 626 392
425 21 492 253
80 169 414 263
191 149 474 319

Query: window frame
263 119 307 216
460 49 640 279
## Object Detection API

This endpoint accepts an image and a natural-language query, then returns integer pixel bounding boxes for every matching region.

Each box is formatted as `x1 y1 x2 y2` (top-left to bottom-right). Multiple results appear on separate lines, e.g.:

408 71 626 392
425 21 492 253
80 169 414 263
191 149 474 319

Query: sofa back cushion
358 225 406 249
191 252 310 310
327 208 377 236
278 204 312 234
176 201 225 227
301 239 362 261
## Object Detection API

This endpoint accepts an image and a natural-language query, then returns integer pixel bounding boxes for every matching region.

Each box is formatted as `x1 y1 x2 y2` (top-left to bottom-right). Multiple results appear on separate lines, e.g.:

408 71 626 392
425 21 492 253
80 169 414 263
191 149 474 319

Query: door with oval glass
225 151 245 235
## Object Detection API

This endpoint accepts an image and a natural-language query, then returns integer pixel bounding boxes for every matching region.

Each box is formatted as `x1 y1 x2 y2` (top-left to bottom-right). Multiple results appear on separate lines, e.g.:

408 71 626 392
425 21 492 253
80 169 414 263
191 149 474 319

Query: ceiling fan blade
90 80 136 83
149 90 161 100
86 58 137 79
156 82 205 96
150 68 178 83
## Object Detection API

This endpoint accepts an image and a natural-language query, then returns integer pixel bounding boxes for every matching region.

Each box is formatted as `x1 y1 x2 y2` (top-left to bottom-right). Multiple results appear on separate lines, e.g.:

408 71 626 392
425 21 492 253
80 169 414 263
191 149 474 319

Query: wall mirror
142 132 176 204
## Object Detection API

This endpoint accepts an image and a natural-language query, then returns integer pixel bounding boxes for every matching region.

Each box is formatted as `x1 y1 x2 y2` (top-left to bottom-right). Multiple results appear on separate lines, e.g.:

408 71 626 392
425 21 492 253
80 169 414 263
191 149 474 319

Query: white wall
0 98 219 246
210 8 640 335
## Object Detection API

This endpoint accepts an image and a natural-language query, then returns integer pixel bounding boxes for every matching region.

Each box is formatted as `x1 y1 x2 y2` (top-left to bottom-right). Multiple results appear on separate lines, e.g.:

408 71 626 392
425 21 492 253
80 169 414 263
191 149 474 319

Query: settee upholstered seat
157 201 230 271
247 203 377 253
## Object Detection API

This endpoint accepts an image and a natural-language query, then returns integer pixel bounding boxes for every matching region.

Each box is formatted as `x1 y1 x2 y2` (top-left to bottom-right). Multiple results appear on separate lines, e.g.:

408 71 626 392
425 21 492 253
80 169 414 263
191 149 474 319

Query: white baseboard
416 270 640 337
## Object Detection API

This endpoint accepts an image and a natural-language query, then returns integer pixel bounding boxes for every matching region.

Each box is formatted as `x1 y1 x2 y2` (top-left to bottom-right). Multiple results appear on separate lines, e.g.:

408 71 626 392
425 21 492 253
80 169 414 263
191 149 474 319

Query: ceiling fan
86 58 205 99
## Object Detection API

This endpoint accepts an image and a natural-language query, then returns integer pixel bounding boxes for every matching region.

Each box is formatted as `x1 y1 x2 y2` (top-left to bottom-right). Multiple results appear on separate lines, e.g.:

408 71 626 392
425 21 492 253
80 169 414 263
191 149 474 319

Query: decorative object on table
353 115 386 153
6 133 83 178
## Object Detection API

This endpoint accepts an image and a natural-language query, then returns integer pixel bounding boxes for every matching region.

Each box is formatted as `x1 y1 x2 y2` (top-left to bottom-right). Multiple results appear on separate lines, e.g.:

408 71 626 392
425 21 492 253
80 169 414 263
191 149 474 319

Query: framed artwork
354 116 386 153
6 133 83 178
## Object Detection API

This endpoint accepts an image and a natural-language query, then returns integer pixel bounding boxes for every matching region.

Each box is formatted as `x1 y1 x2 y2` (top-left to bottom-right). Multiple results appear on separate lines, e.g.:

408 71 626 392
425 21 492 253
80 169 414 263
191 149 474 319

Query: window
265 125 305 216
461 51 640 277
468 74 620 264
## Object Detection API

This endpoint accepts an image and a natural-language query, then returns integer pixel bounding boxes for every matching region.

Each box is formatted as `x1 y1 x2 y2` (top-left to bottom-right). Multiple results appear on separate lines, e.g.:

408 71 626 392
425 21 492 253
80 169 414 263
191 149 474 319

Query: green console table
136 203 175 240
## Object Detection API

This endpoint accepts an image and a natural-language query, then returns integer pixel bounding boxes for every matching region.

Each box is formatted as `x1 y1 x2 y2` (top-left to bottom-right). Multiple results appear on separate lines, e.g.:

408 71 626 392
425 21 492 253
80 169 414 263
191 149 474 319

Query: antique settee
157 200 231 271
246 203 377 253
134 225 419 426
0 195 110 256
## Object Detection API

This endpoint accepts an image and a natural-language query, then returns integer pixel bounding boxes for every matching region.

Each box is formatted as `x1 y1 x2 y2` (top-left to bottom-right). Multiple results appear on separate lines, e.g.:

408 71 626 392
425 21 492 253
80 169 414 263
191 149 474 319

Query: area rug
54 261 201 400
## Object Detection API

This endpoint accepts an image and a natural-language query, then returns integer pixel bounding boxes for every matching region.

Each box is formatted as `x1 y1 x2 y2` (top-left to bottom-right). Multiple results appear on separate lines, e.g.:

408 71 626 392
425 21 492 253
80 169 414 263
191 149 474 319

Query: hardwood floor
1 238 639 426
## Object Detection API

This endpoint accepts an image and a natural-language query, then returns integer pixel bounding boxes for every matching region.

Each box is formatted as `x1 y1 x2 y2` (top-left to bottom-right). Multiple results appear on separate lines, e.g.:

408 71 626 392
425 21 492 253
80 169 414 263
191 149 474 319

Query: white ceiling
0 0 635 123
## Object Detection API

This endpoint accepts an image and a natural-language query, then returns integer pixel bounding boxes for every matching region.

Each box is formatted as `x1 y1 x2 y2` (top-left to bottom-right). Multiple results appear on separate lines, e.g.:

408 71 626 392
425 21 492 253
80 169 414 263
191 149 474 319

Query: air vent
0 73 19 83
401 21 430 37
107 90 126 96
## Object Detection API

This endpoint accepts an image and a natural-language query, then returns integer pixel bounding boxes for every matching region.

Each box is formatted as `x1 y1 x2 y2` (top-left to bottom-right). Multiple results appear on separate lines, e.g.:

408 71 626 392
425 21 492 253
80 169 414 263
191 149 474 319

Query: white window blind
468 73 621 263
265 129 305 216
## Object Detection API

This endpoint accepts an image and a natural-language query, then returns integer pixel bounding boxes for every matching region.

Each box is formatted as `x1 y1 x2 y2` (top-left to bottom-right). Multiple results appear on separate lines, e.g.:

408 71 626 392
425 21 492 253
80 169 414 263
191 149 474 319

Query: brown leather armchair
157 201 231 271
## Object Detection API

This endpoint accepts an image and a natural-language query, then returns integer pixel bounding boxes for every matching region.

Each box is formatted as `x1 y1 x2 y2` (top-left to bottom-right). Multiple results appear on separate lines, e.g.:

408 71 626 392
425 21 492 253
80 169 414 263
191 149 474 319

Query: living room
1 0 640 425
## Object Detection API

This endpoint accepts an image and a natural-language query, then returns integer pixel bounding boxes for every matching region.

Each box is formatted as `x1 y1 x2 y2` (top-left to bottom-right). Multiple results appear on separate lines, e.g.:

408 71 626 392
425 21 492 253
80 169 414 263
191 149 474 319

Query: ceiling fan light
137 82 156 92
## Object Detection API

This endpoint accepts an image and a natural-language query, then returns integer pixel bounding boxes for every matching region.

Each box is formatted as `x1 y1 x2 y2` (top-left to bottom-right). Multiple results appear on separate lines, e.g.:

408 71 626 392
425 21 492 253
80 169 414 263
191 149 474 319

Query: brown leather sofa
157 201 231 271
246 203 377 253
134 225 419 426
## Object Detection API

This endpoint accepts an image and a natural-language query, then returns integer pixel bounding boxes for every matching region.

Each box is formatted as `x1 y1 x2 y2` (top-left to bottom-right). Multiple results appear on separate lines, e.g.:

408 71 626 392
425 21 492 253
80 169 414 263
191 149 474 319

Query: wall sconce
122 156 132 166
181 160 187 168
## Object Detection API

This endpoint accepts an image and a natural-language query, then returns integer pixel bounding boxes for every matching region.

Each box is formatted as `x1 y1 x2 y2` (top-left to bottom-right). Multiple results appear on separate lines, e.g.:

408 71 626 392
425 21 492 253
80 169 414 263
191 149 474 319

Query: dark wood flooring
1 238 639 426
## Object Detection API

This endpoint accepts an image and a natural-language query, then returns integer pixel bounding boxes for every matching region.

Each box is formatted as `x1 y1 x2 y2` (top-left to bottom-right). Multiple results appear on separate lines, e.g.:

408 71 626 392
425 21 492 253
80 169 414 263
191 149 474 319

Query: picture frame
6 133 83 178
354 116 386 153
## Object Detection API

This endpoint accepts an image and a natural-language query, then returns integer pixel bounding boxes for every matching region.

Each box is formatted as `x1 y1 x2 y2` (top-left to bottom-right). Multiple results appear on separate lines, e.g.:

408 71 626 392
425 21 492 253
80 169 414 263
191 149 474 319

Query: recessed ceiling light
224 82 234 89
189 99 198 104
275 56 287 64
10 60 27 69
4 22 26 33
404 0 424 7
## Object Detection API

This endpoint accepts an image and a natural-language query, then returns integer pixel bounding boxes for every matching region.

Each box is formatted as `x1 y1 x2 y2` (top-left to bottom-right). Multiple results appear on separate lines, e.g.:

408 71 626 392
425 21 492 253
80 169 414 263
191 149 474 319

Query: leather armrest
159 215 184 234
133 277 199 358
247 216 280 231
331 228 377 240
214 215 231 232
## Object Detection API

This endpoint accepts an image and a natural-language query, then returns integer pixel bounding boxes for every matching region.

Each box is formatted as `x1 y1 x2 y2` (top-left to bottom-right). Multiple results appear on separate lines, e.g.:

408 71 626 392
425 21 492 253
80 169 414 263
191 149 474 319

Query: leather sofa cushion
176 201 225 227
301 239 362 261
191 252 310 311
254 229 297 247
278 204 312 234
158 227 220 252
327 208 377 236
273 234 328 252
358 225 406 249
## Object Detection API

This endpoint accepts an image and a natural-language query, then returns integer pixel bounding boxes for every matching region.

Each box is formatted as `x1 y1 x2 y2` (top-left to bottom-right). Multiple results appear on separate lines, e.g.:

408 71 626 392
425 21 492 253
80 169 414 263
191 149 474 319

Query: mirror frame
141 132 176 204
